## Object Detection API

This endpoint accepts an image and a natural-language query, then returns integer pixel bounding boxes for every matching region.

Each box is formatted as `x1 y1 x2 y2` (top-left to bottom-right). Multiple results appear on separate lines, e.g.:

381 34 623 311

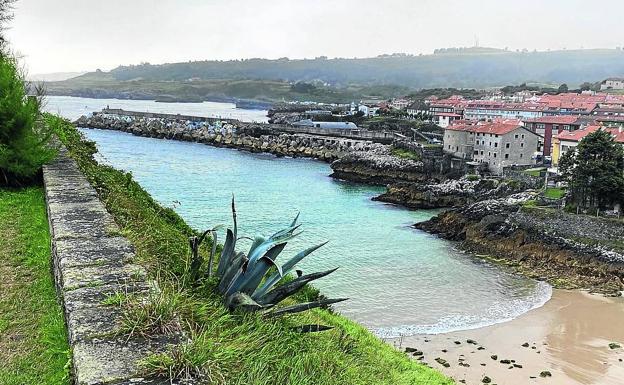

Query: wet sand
388 290 624 385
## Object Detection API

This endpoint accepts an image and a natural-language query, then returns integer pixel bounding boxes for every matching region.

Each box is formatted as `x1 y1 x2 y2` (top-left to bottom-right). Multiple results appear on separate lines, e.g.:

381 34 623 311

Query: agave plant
189 197 346 329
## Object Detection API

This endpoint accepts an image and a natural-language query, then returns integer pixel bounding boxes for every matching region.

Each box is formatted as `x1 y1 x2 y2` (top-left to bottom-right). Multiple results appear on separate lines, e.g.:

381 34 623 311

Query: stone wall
43 148 175 385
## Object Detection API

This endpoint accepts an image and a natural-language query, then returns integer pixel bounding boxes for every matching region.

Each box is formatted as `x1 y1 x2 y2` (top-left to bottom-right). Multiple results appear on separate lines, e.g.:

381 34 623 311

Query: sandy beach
389 290 624 385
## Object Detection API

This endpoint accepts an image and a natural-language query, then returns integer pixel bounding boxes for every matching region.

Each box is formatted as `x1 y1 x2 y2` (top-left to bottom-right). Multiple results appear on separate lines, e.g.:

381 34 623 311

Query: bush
0 54 56 186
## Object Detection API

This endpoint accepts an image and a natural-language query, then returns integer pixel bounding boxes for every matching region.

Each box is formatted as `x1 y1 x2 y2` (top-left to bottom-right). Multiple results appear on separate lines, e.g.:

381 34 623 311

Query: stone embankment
44 148 177 385
75 113 383 162
416 194 624 295
373 178 528 209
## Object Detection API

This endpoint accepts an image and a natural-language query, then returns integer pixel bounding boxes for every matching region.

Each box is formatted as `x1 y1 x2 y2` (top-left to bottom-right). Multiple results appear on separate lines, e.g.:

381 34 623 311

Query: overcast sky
7 0 624 74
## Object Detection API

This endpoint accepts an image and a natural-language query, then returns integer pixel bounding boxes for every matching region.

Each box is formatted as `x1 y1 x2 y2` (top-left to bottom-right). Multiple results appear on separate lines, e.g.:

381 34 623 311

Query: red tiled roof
446 121 525 135
556 125 600 142
523 115 581 125
471 122 523 135
606 127 624 143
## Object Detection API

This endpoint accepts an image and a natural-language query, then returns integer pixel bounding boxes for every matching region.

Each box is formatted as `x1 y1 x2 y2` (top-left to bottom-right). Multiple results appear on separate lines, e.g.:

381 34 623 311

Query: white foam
372 281 553 338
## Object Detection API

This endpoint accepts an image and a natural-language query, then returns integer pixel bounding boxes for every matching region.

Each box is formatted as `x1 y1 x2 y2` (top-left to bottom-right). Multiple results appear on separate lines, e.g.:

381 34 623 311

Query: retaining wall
43 148 175 385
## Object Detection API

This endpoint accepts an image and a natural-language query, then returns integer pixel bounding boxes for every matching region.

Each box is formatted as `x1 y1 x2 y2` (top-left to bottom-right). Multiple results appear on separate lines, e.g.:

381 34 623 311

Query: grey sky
7 0 624 74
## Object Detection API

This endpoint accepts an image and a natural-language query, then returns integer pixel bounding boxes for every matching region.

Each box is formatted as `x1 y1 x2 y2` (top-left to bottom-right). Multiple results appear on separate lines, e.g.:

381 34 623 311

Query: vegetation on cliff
0 188 70 385
50 115 452 385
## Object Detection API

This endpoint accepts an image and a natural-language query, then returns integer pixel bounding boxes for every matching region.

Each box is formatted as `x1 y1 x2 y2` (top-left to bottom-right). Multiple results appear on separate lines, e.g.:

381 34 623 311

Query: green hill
44 48 624 104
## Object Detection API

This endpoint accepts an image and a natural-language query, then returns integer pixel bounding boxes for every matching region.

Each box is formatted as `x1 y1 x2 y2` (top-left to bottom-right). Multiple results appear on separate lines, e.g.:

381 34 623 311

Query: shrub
0 54 56 186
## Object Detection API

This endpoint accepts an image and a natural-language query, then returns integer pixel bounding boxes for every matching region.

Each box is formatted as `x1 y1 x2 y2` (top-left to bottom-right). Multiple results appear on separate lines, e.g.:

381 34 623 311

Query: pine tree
560 130 624 209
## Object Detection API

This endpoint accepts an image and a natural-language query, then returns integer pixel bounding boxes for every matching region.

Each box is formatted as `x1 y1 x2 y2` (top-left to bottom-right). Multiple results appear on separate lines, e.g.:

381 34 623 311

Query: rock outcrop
330 147 430 185
416 194 624 295
374 178 527 209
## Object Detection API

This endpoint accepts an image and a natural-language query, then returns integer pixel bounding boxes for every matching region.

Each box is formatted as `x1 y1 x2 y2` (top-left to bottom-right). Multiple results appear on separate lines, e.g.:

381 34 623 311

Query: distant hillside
28 71 86 82
106 48 624 88
44 48 624 104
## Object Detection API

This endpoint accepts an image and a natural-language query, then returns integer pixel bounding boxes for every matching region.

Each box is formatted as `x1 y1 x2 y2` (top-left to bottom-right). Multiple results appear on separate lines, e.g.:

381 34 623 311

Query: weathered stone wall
43 148 175 385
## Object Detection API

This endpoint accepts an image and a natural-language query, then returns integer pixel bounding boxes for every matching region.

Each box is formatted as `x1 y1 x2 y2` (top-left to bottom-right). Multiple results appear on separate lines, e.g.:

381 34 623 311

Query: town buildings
443 121 541 174
601 77 624 90
552 125 624 165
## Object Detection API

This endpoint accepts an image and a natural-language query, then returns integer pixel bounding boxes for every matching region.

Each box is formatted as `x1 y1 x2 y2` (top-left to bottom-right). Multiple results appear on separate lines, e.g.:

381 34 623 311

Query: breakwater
76 110 388 162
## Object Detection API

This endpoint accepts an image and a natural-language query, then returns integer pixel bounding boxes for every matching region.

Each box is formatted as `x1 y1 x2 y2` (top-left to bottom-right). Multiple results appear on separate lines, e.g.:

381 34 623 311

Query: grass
0 187 71 385
49 114 453 385
522 167 546 177
391 147 421 161
543 187 565 199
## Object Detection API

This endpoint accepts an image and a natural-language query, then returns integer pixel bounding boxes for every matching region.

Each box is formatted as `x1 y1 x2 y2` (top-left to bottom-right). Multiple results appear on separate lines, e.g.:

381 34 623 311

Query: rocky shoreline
329 149 430 185
373 177 528 209
415 193 624 295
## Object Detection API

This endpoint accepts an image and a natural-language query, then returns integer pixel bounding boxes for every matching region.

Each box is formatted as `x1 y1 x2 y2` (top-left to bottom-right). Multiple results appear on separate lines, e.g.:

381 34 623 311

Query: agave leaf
245 231 300 274
225 292 265 312
290 212 300 227
267 298 348 318
188 236 202 283
247 235 265 257
256 267 338 306
224 241 288 297
252 241 329 300
207 230 218 278
218 252 245 294
216 229 235 278
296 324 334 333
268 224 301 242
237 243 286 296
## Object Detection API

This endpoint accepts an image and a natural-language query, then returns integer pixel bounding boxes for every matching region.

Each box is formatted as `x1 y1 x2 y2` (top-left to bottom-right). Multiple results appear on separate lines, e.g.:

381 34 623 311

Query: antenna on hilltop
474 35 480 48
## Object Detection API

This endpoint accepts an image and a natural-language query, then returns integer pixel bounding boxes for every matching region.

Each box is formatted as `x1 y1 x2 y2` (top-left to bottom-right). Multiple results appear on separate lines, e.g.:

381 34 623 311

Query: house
553 125 624 165
463 100 545 121
358 102 380 117
591 107 624 126
443 121 541 174
600 77 624 90
443 123 474 159
471 122 541 174
406 101 430 118
390 98 412 110
522 115 584 157
429 96 465 127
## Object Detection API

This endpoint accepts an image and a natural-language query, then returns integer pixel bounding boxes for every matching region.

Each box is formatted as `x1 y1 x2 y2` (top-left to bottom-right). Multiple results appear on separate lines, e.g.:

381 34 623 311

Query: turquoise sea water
49 96 551 337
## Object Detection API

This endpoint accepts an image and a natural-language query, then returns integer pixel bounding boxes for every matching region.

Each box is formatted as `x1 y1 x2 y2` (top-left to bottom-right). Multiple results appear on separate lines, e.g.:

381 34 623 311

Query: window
520 153 523 158
521 143 524 148
448 145 451 149
494 143 498 148
514 134 519 139
494 153 497 158
488 152 491 156
480 151 484 155
505 154 509 159
521 134 525 139
506 143 510 148
563 125 570 130
474 150 479 155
